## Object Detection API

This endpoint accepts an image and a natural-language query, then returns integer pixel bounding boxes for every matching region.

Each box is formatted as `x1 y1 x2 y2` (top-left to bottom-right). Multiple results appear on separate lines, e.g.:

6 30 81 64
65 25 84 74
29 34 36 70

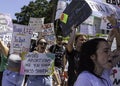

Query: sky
0 0 102 20
0 0 34 19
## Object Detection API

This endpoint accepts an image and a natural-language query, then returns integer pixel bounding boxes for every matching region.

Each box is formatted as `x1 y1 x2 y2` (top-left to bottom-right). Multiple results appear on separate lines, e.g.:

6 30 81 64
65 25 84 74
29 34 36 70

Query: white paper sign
0 13 13 33
10 24 33 54
29 17 44 32
41 23 56 46
22 52 55 75
86 0 120 18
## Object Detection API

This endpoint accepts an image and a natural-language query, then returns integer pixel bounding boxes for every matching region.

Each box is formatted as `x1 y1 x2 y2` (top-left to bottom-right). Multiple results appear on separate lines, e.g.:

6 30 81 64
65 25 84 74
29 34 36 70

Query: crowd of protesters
0 14 120 86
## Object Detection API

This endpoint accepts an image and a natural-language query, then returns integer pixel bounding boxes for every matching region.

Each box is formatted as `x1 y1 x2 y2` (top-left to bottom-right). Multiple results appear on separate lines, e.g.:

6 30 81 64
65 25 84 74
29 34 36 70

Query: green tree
13 0 62 37
14 0 55 25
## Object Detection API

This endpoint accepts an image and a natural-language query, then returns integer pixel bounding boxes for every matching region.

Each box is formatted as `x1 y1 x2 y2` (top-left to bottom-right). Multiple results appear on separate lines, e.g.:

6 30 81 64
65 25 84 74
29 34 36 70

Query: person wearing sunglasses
35 38 48 53
26 38 53 86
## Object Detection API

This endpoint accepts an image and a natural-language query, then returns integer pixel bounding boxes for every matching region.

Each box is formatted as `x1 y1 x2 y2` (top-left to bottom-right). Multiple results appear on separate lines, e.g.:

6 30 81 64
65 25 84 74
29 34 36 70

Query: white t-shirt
74 70 112 86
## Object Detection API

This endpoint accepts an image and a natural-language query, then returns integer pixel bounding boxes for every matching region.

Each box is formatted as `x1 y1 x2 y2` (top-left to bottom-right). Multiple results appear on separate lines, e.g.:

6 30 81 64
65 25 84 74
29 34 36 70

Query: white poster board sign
86 0 120 18
41 23 56 46
29 17 44 32
22 52 55 75
0 13 13 33
10 24 33 54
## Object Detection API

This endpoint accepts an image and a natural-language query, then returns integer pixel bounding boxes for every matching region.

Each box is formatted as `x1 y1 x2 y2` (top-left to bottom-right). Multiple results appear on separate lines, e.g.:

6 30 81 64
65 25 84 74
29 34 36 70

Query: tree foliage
13 0 63 36
14 0 56 25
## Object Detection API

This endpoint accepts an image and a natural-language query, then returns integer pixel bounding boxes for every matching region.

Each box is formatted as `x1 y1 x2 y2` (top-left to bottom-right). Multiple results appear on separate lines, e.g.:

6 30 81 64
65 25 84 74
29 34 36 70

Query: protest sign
86 0 120 18
10 24 33 54
41 23 56 46
21 52 55 75
60 0 92 37
0 13 13 33
41 23 54 36
29 17 44 32
55 1 67 20
0 33 12 46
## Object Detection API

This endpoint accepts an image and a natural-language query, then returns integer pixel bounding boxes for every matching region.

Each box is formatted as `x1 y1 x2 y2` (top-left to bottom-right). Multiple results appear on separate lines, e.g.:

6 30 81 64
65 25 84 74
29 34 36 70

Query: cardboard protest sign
21 52 55 75
29 17 44 32
10 24 33 54
60 0 92 36
0 13 13 33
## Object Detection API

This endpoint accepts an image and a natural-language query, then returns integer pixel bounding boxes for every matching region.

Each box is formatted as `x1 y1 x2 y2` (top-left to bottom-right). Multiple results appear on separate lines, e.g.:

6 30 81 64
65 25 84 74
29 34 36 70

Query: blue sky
0 0 102 19
0 0 33 19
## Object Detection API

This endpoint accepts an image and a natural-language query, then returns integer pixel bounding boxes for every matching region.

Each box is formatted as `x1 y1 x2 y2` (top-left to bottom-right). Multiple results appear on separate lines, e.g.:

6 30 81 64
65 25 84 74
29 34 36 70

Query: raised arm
107 14 120 50
66 25 76 52
0 40 9 57
107 14 120 66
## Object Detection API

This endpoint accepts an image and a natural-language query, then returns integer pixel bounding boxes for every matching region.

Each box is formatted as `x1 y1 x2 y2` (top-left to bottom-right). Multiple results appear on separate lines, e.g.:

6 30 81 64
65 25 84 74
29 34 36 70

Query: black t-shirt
66 49 80 86
49 44 65 68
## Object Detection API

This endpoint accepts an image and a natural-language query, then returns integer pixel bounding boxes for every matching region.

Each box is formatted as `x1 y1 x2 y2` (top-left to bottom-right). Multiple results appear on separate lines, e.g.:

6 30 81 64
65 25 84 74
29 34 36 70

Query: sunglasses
38 42 47 46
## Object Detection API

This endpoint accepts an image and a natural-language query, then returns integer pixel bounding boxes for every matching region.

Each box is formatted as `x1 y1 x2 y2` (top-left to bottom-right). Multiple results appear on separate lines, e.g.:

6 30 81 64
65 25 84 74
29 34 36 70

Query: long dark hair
77 38 108 76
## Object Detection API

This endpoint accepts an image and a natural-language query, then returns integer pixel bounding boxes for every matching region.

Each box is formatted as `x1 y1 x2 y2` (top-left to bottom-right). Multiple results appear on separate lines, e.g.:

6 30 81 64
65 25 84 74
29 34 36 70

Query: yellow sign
60 13 68 24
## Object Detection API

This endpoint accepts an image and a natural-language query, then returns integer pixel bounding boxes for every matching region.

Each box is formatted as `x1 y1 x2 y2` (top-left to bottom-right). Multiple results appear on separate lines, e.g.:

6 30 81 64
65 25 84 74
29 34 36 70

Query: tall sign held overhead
60 0 92 37
0 13 13 33
10 24 33 54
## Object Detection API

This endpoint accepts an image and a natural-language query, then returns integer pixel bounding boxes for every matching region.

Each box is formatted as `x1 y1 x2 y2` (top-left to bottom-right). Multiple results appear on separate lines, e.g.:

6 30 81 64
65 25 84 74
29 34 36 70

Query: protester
74 14 120 86
26 38 53 86
49 36 65 70
0 40 9 86
2 54 24 86
74 37 120 86
49 36 66 85
66 25 87 86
